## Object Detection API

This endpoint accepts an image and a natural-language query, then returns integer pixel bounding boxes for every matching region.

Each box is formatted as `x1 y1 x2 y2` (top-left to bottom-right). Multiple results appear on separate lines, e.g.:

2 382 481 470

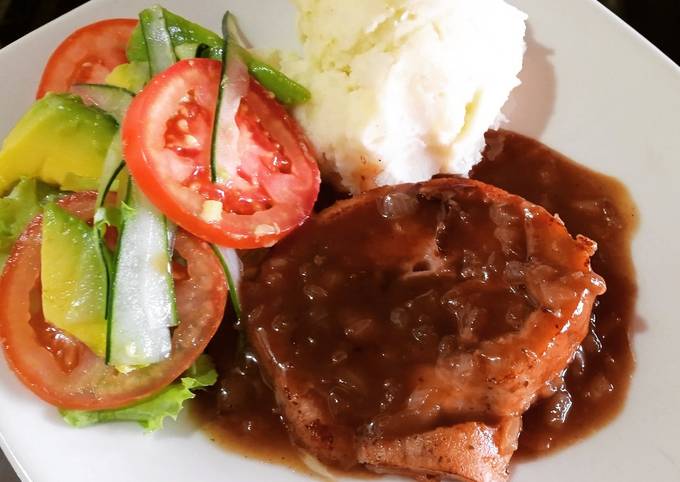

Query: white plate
1 0 679 481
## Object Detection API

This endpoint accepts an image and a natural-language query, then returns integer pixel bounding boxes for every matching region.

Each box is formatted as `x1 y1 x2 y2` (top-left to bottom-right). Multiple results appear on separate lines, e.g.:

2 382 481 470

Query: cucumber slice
210 244 242 320
210 12 249 183
139 5 177 76
174 42 211 60
108 180 177 368
174 43 199 60
104 61 150 94
70 84 134 124
92 132 126 355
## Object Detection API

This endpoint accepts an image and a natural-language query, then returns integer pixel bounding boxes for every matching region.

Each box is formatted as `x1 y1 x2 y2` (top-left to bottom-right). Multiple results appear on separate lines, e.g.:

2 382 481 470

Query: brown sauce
471 130 638 456
192 130 637 472
192 323 311 474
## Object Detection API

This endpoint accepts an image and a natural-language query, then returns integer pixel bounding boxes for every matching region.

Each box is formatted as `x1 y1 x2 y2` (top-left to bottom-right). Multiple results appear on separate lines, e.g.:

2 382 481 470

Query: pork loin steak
241 177 605 481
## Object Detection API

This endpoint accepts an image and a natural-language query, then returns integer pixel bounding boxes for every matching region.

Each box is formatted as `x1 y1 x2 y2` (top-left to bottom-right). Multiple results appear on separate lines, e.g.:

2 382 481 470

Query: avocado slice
0 93 117 195
41 202 107 357
104 61 150 94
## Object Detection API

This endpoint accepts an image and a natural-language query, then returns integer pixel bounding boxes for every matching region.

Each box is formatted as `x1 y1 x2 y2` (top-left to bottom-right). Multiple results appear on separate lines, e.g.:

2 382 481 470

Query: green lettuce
0 178 57 270
93 201 136 233
60 355 218 432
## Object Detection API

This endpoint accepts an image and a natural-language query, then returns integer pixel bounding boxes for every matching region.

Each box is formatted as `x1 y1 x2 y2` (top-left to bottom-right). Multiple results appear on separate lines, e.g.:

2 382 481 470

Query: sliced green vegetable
70 84 134 124
127 8 222 62
241 50 311 105
174 42 198 60
107 9 178 369
0 93 117 194
41 203 108 357
93 133 126 345
108 181 177 368
174 42 211 60
126 8 310 104
210 11 249 183
126 21 149 62
139 5 177 76
60 355 217 431
104 61 150 93
0 178 56 270
210 244 242 320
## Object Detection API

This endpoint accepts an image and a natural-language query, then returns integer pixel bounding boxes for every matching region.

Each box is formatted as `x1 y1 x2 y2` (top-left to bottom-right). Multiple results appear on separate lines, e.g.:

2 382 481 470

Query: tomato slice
0 192 227 410
36 19 137 99
122 58 320 249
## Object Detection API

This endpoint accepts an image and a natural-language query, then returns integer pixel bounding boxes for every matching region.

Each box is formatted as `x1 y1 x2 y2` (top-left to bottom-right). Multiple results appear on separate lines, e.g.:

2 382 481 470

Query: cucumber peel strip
94 134 126 359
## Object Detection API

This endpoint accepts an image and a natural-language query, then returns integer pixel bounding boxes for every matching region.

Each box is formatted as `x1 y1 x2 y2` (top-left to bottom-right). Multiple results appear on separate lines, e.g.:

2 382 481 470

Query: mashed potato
275 0 527 193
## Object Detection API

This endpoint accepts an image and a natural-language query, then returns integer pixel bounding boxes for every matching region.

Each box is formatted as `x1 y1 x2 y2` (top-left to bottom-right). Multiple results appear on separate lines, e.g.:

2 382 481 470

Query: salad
0 5 319 430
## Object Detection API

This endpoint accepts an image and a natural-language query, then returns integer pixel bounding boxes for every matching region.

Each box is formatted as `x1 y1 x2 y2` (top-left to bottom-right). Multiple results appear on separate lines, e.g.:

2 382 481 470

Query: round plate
0 0 678 480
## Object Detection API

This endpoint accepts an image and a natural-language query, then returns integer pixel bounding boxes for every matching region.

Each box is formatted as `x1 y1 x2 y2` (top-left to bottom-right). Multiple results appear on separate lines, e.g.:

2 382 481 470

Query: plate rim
0 1 679 481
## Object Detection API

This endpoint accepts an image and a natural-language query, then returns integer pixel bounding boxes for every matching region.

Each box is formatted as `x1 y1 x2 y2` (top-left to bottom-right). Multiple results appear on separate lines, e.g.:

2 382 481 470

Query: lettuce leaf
93 202 136 233
60 355 218 432
0 178 57 270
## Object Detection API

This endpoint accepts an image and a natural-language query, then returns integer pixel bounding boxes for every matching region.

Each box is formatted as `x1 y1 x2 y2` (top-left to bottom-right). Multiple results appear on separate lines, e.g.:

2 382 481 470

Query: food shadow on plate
154 409 202 439
503 25 556 138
